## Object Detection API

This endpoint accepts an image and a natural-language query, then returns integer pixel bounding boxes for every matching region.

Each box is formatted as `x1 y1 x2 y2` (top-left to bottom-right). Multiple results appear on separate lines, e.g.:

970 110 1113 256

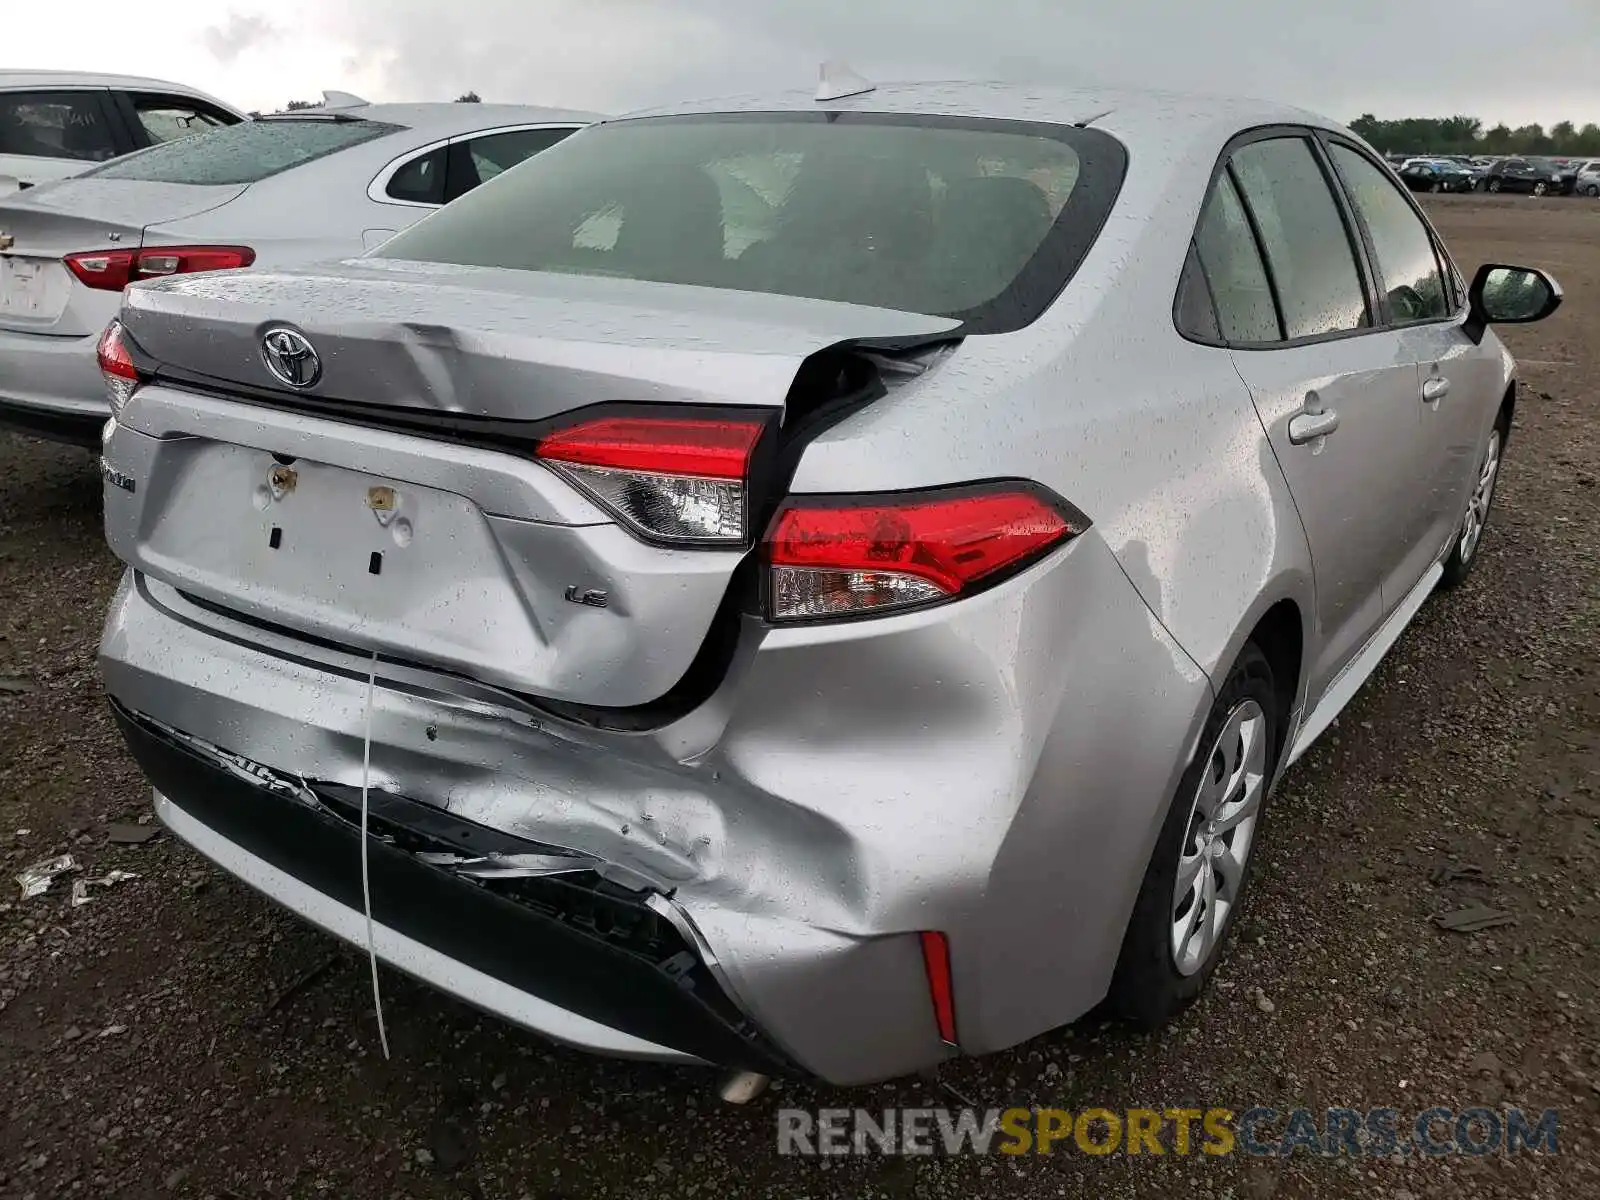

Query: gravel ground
1 195 1597 1199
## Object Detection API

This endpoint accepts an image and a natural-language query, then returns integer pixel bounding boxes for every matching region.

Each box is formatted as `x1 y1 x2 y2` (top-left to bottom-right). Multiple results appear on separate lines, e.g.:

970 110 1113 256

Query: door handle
1422 376 1450 402
1287 408 1340 445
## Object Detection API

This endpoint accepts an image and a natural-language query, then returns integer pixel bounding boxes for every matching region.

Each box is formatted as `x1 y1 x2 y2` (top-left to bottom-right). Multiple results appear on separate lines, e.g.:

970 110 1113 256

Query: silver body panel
98 82 1518 1083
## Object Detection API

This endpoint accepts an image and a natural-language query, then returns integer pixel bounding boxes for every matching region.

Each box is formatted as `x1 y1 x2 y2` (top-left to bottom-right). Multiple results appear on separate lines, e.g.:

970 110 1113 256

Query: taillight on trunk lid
65 245 255 292
764 483 1083 621
96 320 142 418
533 414 767 546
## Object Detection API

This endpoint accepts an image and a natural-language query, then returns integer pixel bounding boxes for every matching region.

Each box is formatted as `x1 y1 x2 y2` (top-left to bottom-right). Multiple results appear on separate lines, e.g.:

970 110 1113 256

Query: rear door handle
1422 376 1450 402
1287 408 1340 445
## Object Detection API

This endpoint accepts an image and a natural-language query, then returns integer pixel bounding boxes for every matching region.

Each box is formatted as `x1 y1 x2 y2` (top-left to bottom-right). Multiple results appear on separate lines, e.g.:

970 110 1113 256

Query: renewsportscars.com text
777 1106 1560 1157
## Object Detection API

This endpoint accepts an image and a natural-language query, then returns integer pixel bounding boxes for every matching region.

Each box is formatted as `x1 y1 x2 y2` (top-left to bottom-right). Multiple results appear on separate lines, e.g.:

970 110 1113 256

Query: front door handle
1422 376 1450 402
1287 408 1340 445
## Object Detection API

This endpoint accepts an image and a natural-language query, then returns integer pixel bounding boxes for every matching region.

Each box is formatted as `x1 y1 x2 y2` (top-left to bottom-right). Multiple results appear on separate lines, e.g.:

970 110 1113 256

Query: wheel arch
1205 580 1315 778
1245 598 1304 770
1498 378 1517 444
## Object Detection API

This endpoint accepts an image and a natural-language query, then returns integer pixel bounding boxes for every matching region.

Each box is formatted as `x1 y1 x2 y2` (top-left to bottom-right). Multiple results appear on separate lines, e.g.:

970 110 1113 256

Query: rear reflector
65 245 256 292
765 485 1079 621
535 414 765 545
96 320 140 417
919 931 958 1046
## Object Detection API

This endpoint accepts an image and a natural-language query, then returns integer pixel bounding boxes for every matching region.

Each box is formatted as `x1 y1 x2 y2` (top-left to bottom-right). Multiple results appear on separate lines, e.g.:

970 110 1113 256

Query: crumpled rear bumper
114 699 788 1071
101 519 1212 1084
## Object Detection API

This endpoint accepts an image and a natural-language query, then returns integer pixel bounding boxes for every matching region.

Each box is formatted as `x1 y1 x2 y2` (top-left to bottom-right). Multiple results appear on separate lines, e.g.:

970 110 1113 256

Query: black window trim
0 85 137 161
368 121 589 210
384 109 1130 336
1315 131 1468 324
111 88 244 151
1175 124 1377 351
1174 122 1468 352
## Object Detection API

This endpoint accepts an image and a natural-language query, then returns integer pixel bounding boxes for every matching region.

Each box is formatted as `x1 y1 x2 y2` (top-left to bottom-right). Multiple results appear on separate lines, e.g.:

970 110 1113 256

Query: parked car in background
0 97 598 444
1569 160 1600 196
1477 157 1562 195
0 71 244 191
96 78 1560 1085
1398 158 1474 193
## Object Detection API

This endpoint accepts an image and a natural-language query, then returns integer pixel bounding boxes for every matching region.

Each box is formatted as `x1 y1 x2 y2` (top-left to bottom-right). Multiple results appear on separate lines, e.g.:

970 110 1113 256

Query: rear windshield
83 117 401 186
380 112 1127 333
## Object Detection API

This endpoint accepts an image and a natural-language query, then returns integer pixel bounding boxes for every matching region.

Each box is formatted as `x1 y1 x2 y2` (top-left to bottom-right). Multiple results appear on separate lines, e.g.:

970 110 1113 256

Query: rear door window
1228 137 1369 339
84 117 401 185
0 90 122 163
124 92 239 145
445 126 577 201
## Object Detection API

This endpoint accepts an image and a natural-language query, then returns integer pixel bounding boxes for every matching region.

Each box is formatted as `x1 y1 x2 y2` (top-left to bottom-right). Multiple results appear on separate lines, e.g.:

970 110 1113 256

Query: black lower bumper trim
110 700 791 1075
0 403 105 448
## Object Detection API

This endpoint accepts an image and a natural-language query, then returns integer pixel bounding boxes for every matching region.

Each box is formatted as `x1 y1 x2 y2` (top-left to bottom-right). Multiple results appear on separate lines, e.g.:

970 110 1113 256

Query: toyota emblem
260 327 322 389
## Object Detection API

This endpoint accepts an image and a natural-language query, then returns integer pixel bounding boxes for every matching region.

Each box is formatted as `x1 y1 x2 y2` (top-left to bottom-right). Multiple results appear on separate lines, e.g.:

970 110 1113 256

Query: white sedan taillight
534 414 766 545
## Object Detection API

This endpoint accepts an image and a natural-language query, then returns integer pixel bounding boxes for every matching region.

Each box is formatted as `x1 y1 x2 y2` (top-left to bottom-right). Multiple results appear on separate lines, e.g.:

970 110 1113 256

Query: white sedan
0 95 599 443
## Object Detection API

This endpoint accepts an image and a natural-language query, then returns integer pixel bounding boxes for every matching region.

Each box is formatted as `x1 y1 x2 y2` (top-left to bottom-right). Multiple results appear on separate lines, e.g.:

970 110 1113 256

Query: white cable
360 648 391 1060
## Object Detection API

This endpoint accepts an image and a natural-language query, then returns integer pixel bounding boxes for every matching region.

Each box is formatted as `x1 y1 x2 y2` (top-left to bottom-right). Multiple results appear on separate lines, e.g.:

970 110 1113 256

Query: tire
1107 642 1279 1029
1585 184 1600 198
1438 414 1508 589
1533 181 1548 197
1488 178 1502 193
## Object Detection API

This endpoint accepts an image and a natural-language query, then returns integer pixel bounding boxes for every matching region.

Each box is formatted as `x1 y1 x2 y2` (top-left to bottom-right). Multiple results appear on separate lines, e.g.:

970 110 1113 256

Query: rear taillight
64 245 255 292
534 414 766 545
764 484 1081 621
96 320 140 417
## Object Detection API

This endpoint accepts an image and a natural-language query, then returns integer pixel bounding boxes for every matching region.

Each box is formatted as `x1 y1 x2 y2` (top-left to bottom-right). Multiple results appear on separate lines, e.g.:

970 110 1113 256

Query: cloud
173 0 1600 126
201 12 279 64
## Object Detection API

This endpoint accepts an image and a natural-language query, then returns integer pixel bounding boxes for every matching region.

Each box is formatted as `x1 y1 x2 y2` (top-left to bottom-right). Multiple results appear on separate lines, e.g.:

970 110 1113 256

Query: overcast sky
16 0 1600 127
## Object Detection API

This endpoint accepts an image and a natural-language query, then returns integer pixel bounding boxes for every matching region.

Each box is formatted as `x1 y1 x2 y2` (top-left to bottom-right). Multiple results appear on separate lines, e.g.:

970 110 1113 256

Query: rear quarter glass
80 118 403 186
380 111 1128 334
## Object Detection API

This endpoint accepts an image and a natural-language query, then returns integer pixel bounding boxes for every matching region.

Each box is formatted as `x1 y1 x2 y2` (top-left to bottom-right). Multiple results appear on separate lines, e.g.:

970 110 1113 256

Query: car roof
0 69 227 96
612 79 1342 144
273 102 603 135
0 70 247 120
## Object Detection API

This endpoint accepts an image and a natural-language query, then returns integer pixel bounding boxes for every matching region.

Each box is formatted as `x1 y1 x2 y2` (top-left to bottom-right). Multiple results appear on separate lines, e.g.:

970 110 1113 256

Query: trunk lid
121 259 958 414
112 263 959 710
0 179 246 335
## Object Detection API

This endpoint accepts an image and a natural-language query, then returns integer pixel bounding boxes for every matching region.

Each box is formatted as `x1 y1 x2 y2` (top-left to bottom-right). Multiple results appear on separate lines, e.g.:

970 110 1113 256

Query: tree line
1350 114 1600 157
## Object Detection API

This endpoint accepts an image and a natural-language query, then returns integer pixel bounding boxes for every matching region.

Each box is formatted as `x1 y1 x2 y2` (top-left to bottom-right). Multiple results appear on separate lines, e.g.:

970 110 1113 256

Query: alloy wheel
1459 428 1501 565
1170 699 1267 976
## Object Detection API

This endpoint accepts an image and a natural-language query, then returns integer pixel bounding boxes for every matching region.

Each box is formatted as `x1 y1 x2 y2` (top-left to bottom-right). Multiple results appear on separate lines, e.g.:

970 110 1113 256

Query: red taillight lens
534 414 765 544
919 931 958 1047
764 484 1079 621
96 320 141 416
66 249 135 291
65 245 256 292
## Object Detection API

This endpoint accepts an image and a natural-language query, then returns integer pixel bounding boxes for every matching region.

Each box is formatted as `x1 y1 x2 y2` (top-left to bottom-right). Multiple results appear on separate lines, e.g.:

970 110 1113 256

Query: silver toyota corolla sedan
95 80 1560 1086
0 98 597 445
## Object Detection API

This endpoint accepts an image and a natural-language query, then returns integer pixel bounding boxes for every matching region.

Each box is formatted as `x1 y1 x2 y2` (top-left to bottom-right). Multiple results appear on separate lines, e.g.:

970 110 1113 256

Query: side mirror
1463 263 1563 344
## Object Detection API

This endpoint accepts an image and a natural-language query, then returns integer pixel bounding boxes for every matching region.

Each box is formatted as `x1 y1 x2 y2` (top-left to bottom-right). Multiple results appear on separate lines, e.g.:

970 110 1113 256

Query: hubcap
1459 429 1501 564
1170 699 1267 976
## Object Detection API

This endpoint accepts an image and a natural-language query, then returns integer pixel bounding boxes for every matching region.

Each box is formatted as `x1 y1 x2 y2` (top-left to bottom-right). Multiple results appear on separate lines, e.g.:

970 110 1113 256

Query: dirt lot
1 195 1597 1199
